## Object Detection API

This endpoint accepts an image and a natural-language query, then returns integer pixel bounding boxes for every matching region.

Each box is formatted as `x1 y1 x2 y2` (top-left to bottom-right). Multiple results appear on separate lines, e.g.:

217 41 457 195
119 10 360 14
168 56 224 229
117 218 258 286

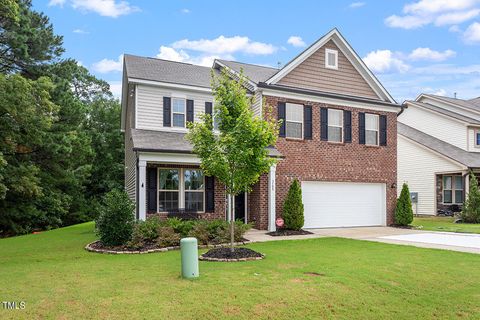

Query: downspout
397 103 406 116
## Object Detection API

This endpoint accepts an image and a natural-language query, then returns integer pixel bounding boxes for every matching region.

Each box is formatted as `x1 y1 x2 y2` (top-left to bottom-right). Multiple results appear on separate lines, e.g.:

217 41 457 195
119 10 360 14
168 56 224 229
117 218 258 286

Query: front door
234 192 245 223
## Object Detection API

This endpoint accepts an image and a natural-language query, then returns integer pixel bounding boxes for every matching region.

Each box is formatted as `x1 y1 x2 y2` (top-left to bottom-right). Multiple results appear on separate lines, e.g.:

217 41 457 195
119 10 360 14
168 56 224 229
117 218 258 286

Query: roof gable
415 94 480 122
265 28 395 103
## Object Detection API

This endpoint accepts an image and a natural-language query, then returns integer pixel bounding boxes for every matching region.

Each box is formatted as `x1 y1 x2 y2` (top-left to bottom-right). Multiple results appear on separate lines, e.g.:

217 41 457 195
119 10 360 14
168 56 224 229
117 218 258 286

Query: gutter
397 103 407 116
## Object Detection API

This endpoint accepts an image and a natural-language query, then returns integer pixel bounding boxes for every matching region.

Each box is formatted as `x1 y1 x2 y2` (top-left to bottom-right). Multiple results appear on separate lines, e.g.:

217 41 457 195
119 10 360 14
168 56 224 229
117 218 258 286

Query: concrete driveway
245 227 480 254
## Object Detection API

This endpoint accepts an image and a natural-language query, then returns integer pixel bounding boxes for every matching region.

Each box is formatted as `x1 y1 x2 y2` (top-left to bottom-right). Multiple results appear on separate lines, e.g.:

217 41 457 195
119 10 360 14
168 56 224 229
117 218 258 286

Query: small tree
282 179 304 230
187 69 278 251
461 172 480 223
95 189 135 246
395 183 414 226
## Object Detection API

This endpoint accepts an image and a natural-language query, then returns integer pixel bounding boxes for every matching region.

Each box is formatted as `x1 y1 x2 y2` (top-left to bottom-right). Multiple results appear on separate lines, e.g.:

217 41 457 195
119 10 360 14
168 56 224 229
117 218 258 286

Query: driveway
245 227 480 254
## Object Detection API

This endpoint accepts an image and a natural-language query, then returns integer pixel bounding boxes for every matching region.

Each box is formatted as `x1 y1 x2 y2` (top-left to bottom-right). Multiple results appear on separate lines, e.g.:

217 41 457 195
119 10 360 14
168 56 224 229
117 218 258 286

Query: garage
301 181 386 228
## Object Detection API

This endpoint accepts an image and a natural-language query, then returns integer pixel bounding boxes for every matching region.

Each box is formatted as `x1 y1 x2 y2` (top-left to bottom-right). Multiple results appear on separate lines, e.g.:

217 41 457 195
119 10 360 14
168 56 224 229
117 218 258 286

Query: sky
32 0 480 102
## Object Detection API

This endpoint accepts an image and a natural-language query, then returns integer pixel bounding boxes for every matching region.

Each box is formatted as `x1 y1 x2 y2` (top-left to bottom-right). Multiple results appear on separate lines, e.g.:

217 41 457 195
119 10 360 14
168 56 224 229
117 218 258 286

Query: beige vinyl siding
136 84 214 131
124 85 137 203
399 105 468 150
397 135 465 215
252 90 263 117
278 40 379 100
468 127 480 152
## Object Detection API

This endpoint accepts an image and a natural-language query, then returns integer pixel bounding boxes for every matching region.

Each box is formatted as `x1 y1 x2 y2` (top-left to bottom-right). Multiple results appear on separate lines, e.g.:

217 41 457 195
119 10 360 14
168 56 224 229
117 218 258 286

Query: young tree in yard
283 179 304 230
461 172 480 223
395 183 414 226
187 69 279 251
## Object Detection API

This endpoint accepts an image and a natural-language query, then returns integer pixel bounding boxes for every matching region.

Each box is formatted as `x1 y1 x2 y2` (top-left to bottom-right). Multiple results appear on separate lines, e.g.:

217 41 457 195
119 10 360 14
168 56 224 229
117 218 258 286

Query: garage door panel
301 181 385 228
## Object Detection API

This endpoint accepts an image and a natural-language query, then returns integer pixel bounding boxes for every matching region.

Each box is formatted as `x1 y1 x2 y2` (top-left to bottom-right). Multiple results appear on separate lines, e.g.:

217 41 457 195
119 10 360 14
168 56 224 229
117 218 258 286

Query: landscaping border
84 240 248 254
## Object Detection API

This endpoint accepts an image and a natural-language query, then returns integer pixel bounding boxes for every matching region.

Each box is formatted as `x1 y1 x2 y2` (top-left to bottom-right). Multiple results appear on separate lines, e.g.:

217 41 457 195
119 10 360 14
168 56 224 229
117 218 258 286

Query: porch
435 170 480 215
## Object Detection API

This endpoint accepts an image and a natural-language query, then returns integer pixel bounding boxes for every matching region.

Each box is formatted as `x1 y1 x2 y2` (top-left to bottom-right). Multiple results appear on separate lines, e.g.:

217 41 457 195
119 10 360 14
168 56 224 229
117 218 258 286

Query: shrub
217 221 252 243
282 179 304 230
157 226 181 247
460 173 480 223
165 218 195 237
95 189 135 246
395 183 414 226
126 217 162 249
188 221 210 245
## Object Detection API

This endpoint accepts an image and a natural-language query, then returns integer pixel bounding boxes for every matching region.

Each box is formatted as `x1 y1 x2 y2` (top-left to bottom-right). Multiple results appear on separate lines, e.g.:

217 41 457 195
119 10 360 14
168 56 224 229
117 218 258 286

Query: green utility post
180 237 199 279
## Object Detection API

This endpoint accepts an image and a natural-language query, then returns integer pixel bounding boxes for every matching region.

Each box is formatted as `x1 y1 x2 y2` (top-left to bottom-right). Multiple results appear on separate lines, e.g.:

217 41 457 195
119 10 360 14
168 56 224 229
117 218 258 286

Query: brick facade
264 95 398 226
248 173 269 229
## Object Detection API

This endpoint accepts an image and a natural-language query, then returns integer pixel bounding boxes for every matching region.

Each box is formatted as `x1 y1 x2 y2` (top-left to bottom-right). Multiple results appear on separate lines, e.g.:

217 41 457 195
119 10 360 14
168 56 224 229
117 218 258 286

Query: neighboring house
121 28 401 231
397 94 480 216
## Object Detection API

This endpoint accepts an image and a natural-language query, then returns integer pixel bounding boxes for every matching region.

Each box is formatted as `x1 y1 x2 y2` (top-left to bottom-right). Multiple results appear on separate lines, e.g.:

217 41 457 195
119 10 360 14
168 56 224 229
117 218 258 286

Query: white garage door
301 181 386 228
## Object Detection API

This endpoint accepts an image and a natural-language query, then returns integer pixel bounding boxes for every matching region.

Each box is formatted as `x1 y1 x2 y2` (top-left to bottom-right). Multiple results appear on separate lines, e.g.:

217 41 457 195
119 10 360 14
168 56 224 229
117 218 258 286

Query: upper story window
365 113 379 146
328 109 343 142
286 103 303 139
325 48 338 70
475 130 480 147
443 175 463 204
172 98 186 127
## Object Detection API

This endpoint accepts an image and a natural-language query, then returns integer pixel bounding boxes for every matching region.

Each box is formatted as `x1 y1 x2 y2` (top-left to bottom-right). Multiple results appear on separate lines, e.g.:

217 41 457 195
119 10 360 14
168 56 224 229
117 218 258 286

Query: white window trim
171 98 186 128
365 113 379 146
443 175 463 205
325 48 338 70
157 168 205 213
327 108 344 143
285 103 304 140
475 129 480 148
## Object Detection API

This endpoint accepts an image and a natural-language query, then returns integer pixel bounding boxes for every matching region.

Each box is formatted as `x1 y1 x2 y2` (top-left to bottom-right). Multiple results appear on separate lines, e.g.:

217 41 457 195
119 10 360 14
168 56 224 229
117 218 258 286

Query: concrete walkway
245 227 480 254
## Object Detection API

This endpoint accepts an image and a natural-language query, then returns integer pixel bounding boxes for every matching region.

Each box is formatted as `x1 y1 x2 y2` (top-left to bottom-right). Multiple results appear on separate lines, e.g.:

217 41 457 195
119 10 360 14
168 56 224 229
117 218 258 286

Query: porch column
138 160 147 221
465 172 470 197
268 164 277 232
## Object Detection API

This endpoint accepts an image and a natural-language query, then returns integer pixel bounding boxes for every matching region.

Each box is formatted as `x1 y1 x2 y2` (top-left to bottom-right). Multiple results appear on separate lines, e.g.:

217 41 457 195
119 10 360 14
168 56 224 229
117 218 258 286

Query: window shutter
304 105 312 140
359 112 366 145
186 99 194 123
320 107 328 141
163 97 171 127
205 101 212 116
344 110 352 143
147 167 157 213
278 102 286 137
379 114 387 146
205 176 215 212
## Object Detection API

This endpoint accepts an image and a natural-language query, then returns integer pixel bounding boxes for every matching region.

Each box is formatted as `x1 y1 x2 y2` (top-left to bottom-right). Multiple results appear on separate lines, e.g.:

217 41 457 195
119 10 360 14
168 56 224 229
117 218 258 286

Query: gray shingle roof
423 94 480 113
124 54 217 88
407 101 480 125
469 97 480 108
215 60 278 84
398 123 480 168
131 129 283 158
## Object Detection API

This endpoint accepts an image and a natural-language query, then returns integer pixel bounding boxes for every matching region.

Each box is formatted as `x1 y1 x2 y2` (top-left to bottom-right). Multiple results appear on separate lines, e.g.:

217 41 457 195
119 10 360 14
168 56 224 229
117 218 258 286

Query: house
121 28 401 231
397 94 480 216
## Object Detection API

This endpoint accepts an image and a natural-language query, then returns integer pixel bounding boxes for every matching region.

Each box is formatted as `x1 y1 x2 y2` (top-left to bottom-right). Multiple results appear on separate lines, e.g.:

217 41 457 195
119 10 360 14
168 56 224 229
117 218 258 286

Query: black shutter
147 167 157 212
186 99 194 123
304 105 312 140
278 102 286 137
320 107 328 141
359 112 366 145
163 97 171 127
205 176 215 212
205 101 212 116
344 110 352 143
379 114 387 146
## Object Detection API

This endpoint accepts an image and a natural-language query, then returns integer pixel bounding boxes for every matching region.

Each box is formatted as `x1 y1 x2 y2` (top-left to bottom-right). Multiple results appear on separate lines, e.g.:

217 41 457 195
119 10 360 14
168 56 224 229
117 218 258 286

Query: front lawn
412 216 480 234
1 223 479 319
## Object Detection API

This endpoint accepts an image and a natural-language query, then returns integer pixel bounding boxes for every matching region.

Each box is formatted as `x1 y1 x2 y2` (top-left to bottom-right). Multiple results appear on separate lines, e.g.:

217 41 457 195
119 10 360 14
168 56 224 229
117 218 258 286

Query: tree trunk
227 193 235 252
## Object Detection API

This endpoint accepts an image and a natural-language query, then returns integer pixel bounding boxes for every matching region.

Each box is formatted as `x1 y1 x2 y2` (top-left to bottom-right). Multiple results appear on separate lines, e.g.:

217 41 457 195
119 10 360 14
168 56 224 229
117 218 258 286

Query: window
212 103 220 131
365 113 379 145
328 109 343 142
172 98 186 127
184 169 204 212
475 130 480 147
443 175 463 204
325 48 338 69
285 103 303 139
158 169 179 211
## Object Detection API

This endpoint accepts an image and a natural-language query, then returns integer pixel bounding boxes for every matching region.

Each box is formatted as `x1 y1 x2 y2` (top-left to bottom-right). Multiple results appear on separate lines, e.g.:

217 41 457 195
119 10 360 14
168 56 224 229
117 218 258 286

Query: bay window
285 103 303 139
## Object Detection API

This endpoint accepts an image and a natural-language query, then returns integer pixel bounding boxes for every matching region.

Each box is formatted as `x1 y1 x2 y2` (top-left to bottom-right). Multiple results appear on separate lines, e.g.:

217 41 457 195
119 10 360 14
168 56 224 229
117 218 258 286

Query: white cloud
92 55 123 73
73 28 89 34
363 50 410 73
181 8 190 14
408 48 456 61
449 25 462 32
287 36 306 47
156 46 232 67
49 0 139 18
171 36 277 55
385 0 480 29
464 22 480 43
349 2 365 8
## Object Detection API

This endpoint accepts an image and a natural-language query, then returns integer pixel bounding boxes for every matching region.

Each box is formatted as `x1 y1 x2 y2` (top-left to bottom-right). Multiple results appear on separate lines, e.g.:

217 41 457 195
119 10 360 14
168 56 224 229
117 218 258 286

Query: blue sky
32 0 480 102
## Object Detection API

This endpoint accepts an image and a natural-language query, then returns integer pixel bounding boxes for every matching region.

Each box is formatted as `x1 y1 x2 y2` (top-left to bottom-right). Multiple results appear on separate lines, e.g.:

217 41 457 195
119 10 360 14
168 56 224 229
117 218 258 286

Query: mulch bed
199 247 265 262
267 229 313 236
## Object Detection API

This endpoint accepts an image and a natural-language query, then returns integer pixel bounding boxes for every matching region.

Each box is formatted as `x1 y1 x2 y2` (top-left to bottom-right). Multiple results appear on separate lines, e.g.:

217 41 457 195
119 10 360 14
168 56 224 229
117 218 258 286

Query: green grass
412 216 480 234
1 223 479 319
